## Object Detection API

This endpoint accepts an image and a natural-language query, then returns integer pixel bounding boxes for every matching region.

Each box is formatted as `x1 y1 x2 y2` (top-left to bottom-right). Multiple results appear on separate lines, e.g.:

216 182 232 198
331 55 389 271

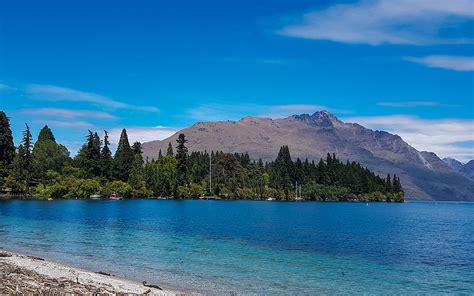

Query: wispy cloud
33 119 93 129
0 83 11 91
186 103 352 121
279 0 474 45
343 115 474 162
22 108 116 120
108 126 179 145
26 84 159 113
405 55 474 71
377 101 456 108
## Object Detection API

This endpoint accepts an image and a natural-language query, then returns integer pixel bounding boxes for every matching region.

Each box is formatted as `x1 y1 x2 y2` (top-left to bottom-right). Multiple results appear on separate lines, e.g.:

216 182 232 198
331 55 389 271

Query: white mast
209 152 212 194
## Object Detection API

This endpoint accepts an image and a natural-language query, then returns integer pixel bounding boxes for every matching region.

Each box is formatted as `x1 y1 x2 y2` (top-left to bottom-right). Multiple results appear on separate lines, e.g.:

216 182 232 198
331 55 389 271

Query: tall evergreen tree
129 142 146 195
272 146 294 197
113 129 134 181
166 142 174 156
32 125 70 182
175 134 188 185
75 130 101 177
385 174 392 192
8 124 33 191
392 174 403 193
0 111 15 186
100 130 113 179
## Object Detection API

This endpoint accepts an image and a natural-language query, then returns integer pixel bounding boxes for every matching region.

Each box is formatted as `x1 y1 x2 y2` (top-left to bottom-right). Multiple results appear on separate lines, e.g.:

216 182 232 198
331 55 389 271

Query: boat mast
209 152 212 194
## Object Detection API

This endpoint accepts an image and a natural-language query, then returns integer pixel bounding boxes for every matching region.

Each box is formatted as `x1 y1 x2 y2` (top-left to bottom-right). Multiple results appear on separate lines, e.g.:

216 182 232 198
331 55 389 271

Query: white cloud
108 126 179 145
22 108 116 120
26 84 159 113
33 119 93 129
187 103 352 121
377 101 454 107
343 115 474 162
405 55 474 71
279 0 474 45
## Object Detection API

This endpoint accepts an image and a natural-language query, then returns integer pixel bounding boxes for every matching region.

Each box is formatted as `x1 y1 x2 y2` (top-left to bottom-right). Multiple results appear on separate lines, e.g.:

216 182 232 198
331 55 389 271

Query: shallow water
0 200 473 293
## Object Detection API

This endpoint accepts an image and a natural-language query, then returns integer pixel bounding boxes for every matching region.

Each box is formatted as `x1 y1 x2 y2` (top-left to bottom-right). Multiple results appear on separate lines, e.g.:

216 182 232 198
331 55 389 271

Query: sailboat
294 182 303 201
199 152 221 200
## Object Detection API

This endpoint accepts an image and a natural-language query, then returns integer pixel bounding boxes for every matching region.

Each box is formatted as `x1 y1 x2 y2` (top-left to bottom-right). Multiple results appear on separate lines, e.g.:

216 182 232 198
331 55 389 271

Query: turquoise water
0 200 473 294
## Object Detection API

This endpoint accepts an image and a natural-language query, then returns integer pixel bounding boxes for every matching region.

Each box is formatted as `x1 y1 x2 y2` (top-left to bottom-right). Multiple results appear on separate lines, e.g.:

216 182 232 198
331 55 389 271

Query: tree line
0 111 404 201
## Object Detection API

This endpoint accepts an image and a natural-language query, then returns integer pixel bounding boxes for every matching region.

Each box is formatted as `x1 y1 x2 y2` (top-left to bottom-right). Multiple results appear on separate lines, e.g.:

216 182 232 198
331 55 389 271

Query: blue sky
1 0 473 161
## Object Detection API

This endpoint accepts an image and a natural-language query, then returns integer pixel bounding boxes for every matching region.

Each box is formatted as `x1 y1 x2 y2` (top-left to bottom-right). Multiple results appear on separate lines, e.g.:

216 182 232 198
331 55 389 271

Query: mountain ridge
142 111 474 201
443 157 474 180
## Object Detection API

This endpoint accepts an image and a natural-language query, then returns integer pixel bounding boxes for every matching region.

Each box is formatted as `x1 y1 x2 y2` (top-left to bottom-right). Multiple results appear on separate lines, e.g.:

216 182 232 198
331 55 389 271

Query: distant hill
443 158 474 180
142 111 474 201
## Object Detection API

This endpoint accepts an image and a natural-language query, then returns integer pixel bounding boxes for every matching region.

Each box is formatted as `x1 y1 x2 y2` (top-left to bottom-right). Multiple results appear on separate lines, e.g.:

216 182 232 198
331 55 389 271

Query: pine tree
385 174 392 192
392 174 403 193
166 142 174 156
272 146 294 197
9 124 33 192
0 111 15 186
113 129 134 181
75 130 101 177
101 130 113 179
175 134 188 185
129 142 146 196
32 125 70 182
132 141 142 155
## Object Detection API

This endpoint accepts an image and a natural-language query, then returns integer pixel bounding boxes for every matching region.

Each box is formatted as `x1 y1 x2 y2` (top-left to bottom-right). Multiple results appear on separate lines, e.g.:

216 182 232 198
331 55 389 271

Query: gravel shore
0 250 187 295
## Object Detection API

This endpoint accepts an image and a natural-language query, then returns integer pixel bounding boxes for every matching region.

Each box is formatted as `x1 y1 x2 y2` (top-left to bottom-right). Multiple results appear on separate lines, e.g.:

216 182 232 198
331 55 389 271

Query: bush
65 178 101 199
104 180 133 198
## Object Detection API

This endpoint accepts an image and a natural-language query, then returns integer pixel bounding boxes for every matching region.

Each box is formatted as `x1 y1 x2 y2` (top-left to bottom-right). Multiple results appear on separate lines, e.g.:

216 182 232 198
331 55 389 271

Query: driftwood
143 281 163 290
26 255 45 261
96 271 112 276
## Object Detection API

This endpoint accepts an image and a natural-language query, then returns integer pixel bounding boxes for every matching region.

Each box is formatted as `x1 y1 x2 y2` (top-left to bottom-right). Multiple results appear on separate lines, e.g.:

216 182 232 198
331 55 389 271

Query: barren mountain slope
143 111 474 201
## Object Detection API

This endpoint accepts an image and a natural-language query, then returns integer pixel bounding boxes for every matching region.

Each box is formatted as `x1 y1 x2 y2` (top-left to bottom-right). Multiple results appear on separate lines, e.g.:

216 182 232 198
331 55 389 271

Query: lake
0 200 473 293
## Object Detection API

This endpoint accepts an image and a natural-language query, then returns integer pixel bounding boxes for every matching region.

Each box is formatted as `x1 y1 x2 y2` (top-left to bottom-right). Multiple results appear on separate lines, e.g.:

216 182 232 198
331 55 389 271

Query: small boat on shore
266 197 276 201
199 195 221 200
109 194 123 200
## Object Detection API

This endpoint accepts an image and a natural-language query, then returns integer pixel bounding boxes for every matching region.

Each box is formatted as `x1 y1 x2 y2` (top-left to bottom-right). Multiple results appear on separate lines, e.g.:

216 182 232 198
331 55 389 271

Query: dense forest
0 111 404 201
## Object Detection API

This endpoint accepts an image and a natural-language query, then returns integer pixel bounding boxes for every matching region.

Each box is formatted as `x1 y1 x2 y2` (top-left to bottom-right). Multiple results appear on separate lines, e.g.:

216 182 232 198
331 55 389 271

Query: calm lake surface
0 200 473 293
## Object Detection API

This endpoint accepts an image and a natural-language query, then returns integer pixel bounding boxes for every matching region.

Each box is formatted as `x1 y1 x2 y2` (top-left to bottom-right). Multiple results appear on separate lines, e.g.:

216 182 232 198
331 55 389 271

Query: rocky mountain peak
442 157 464 171
292 110 342 128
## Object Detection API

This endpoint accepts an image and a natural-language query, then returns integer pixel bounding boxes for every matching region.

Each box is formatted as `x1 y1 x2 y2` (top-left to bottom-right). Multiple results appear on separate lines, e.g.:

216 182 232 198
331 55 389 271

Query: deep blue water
0 200 473 293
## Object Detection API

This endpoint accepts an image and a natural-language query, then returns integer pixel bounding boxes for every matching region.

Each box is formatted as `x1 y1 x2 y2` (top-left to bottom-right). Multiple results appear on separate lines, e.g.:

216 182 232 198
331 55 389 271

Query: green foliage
75 131 101 178
33 126 71 183
302 181 350 201
0 109 404 202
144 155 177 196
175 133 188 185
100 130 113 179
113 129 134 181
8 124 34 192
104 180 133 198
35 174 101 199
0 111 15 167
0 111 15 187
166 142 174 156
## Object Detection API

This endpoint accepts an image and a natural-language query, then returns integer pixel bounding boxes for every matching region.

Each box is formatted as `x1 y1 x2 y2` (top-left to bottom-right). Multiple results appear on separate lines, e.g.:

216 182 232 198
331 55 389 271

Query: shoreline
0 249 190 295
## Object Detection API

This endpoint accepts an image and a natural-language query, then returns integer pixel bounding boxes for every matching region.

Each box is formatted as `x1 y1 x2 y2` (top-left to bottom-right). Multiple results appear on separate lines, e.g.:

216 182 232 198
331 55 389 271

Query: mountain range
142 111 474 201
443 158 474 181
